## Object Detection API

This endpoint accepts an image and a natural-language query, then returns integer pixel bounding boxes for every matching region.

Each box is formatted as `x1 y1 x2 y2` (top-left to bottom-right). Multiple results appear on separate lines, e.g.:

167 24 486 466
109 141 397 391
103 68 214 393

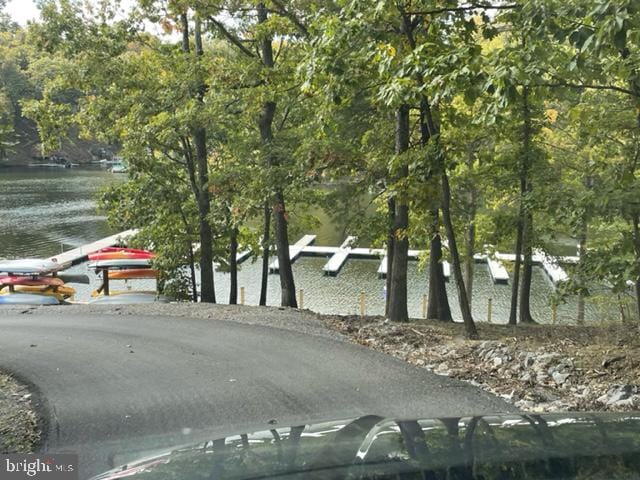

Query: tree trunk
509 212 524 325
519 211 536 324
259 200 271 306
463 159 477 307
188 239 198 303
441 172 478 338
179 207 199 303
229 226 238 305
632 213 640 321
388 105 410 322
576 216 587 325
518 86 535 323
463 144 478 306
427 210 452 321
421 100 452 322
181 13 215 303
274 191 297 307
385 197 395 316
423 99 477 337
257 3 296 307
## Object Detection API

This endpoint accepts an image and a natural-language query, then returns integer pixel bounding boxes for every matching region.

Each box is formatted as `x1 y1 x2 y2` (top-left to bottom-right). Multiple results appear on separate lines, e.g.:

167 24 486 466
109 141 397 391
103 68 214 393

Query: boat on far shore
28 155 78 169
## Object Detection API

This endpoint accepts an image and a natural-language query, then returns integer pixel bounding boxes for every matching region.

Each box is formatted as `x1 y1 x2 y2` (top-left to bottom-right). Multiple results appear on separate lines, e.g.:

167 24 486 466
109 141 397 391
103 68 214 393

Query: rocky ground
323 315 640 412
0 372 40 453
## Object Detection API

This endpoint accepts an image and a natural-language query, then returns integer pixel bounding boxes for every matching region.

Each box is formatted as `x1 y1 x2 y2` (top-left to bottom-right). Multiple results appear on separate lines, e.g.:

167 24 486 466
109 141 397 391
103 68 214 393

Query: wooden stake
422 294 427 319
359 291 365 317
299 289 304 309
487 298 492 324
240 287 245 305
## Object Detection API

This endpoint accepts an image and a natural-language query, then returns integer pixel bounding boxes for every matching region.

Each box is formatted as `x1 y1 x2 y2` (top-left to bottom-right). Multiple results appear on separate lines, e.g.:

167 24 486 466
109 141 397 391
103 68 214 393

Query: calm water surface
0 167 624 324
0 167 117 258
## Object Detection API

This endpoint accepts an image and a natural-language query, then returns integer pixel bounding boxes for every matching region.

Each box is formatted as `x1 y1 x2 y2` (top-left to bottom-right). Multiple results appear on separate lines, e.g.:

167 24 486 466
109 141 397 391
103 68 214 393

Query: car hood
91 412 640 480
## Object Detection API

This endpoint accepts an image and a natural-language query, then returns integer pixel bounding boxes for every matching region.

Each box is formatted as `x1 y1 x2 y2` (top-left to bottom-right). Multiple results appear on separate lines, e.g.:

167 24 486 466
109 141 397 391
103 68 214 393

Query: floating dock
323 236 357 276
47 229 138 268
58 233 574 289
495 251 573 286
269 234 316 273
487 257 509 284
533 250 568 285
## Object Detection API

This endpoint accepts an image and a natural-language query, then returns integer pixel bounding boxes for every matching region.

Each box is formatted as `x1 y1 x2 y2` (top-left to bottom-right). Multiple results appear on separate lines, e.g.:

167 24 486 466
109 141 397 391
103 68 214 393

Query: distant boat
28 162 74 168
110 162 128 173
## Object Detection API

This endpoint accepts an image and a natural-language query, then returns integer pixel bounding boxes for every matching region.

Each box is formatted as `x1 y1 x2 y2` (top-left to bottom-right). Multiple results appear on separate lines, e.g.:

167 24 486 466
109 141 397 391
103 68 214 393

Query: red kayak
0 275 65 287
88 247 155 261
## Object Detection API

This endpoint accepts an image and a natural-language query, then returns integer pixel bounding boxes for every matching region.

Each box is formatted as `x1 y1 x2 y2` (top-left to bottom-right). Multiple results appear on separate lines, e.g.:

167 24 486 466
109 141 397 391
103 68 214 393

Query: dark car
92 413 640 480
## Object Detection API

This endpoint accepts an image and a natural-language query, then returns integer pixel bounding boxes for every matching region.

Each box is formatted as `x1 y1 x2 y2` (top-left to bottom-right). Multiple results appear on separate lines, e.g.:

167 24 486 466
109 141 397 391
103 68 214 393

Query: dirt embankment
0 372 40 453
323 315 640 413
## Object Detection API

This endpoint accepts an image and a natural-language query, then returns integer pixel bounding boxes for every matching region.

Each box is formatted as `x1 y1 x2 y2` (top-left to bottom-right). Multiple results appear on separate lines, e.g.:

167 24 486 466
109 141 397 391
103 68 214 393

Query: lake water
0 167 625 324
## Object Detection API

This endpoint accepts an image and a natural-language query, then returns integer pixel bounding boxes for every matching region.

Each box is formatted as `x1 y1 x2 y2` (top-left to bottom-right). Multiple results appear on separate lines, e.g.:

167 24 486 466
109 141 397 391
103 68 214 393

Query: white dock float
377 256 389 277
48 229 138 269
269 234 317 273
534 250 568 285
302 245 340 256
323 236 357 276
377 255 450 281
443 261 451 280
487 257 509 284
236 249 252 264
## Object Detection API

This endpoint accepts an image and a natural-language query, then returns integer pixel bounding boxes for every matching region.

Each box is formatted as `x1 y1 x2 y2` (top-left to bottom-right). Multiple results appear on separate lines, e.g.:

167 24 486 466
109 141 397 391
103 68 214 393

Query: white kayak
0 293 60 305
0 258 62 275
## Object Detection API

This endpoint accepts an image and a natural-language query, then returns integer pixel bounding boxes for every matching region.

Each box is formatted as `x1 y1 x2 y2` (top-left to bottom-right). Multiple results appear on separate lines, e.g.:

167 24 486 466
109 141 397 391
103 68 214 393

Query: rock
536 352 560 368
436 362 449 374
605 385 636 405
523 353 535 367
493 357 503 367
552 371 570 385
536 372 550 383
520 372 532 383
602 355 625 368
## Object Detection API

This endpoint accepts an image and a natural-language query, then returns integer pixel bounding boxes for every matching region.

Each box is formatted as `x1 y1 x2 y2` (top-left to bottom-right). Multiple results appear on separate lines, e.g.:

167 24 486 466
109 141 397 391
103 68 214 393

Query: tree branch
533 81 637 97
207 16 257 58
407 3 518 15
270 0 309 37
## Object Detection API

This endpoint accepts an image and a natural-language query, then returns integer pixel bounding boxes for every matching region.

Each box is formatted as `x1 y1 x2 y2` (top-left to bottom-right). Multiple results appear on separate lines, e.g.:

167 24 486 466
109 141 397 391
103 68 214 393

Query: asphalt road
0 309 514 478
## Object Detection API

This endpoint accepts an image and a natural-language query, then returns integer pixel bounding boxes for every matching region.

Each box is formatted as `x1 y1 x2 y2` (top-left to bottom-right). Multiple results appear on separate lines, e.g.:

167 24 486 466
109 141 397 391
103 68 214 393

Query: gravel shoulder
0 371 40 453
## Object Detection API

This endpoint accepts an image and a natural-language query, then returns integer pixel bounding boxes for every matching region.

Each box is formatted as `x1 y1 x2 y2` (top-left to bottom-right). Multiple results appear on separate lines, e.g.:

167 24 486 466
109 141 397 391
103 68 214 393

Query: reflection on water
0 167 117 258
0 167 626 324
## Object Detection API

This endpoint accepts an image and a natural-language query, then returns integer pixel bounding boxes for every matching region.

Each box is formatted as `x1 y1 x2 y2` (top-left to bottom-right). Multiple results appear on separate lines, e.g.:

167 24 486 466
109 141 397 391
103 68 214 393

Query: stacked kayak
88 248 166 303
0 259 74 305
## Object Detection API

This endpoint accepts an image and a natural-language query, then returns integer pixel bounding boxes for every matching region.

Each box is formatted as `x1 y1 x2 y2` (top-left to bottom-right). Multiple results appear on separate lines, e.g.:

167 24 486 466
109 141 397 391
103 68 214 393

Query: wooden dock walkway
269 234 317 273
533 249 568 285
487 257 509 284
323 236 357 275
229 233 576 288
48 229 138 269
